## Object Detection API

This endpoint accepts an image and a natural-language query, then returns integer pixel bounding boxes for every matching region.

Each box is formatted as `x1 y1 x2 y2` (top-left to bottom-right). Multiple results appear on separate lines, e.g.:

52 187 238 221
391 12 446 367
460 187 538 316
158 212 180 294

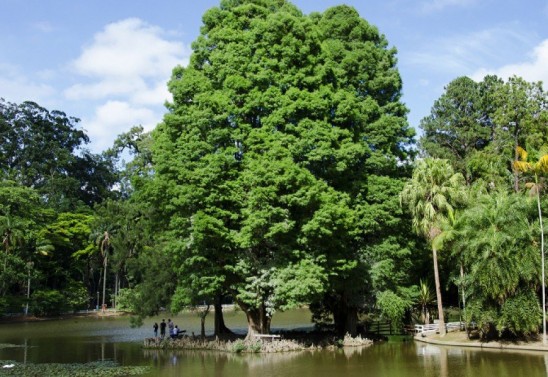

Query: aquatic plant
0 360 149 376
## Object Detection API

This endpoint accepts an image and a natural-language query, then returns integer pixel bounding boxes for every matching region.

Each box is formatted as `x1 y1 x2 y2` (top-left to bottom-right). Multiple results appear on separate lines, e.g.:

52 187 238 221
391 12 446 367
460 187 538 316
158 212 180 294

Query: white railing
414 322 463 334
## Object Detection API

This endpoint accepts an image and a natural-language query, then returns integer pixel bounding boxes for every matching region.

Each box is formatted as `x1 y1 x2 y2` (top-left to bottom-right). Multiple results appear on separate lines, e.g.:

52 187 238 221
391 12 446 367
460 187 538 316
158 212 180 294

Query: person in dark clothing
160 319 167 338
153 322 158 337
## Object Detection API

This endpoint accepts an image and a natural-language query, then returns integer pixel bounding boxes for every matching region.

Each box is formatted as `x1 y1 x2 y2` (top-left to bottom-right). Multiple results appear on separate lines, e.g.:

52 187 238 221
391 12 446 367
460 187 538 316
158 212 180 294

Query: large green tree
150 0 414 336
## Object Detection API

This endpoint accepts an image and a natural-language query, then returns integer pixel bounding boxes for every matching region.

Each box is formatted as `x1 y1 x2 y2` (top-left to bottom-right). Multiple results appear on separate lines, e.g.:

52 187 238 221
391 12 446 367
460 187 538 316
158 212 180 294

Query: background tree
491 77 548 192
419 76 492 184
0 181 48 302
0 99 117 210
419 75 547 192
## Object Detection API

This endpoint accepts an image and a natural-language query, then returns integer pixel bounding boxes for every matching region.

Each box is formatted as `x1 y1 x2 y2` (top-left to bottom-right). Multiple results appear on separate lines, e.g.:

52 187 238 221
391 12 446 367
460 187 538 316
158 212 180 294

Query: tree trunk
433 246 446 336
201 316 206 338
537 187 546 345
333 297 358 337
214 294 232 335
243 303 270 339
460 263 466 322
102 257 108 309
513 124 520 193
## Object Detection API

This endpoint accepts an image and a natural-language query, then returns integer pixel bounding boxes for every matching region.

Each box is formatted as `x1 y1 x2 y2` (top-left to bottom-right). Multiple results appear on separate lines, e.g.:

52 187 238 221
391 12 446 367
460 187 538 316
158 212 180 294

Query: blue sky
1 0 547 153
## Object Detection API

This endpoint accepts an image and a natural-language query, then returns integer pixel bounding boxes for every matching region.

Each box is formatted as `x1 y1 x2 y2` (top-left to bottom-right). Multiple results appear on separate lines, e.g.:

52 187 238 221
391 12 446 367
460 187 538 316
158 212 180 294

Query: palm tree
97 230 111 310
401 158 466 335
514 146 548 344
433 209 468 324
457 191 537 337
418 279 435 324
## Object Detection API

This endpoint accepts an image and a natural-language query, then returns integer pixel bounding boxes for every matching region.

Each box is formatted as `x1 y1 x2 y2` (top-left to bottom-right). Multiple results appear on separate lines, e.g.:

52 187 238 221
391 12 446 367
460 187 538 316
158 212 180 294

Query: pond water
1 308 547 376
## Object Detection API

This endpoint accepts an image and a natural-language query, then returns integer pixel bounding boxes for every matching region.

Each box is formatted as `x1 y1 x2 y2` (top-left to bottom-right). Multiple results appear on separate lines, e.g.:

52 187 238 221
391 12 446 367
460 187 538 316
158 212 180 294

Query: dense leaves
150 0 414 336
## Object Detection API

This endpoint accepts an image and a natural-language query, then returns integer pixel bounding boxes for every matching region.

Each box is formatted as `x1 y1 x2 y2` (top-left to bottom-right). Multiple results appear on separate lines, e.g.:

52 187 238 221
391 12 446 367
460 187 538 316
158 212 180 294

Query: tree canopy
149 0 414 336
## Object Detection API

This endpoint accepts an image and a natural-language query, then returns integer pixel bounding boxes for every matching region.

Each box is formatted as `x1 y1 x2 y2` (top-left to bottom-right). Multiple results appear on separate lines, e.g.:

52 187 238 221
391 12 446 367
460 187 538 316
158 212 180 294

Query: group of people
153 318 184 339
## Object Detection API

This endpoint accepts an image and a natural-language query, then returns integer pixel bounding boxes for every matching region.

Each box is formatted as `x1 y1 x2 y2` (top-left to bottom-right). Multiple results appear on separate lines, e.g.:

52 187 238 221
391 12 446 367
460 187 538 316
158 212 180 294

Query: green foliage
400 158 467 241
63 280 89 311
0 98 117 211
420 75 548 189
30 289 66 316
248 341 262 353
497 290 541 336
272 259 327 311
419 76 493 182
464 299 498 337
457 191 539 337
232 339 247 353
376 290 413 329
416 279 435 324
116 288 140 312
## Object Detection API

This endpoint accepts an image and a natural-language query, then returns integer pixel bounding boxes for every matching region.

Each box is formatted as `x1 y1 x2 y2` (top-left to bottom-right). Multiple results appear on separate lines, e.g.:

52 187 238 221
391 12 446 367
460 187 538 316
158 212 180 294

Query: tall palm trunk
536 184 546 345
102 256 108 309
460 263 466 322
432 246 446 336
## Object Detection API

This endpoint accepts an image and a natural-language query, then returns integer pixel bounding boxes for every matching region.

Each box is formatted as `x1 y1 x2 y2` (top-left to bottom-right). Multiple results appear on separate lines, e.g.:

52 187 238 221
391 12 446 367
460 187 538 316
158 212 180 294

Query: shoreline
0 310 127 324
415 331 548 353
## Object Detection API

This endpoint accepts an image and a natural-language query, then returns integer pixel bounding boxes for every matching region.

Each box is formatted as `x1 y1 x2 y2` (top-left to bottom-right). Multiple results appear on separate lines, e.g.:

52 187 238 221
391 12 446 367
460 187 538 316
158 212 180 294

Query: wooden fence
413 322 464 334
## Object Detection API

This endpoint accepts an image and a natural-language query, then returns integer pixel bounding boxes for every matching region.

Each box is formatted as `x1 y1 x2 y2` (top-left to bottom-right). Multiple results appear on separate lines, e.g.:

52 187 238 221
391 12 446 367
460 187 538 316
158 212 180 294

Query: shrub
116 288 140 312
497 290 541 336
62 280 89 311
31 290 66 316
232 339 247 353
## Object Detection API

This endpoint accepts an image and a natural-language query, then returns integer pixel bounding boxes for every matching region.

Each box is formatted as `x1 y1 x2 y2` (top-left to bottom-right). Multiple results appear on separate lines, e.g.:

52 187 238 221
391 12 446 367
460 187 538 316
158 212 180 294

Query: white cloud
131 80 172 106
72 18 187 79
472 39 548 85
65 78 147 100
63 17 191 152
83 100 158 152
65 18 189 105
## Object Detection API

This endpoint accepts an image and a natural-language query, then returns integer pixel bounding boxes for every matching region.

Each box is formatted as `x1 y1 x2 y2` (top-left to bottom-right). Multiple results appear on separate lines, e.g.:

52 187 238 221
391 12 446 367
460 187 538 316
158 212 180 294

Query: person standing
160 319 167 338
153 322 158 337
168 318 174 337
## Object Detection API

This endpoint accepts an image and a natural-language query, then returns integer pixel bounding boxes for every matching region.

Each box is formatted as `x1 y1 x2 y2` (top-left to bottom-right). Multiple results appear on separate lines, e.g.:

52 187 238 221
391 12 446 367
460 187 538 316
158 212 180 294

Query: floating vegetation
0 360 149 376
